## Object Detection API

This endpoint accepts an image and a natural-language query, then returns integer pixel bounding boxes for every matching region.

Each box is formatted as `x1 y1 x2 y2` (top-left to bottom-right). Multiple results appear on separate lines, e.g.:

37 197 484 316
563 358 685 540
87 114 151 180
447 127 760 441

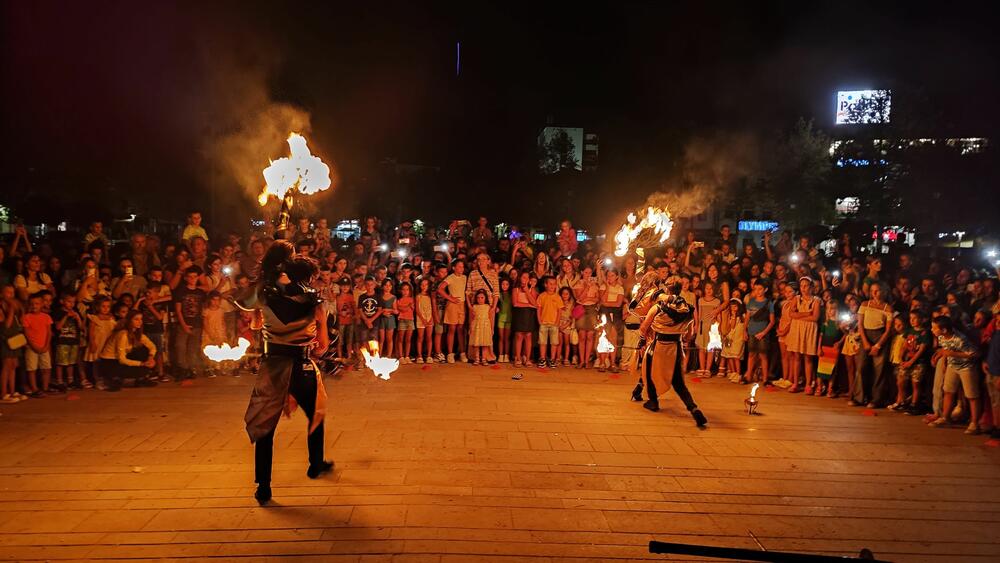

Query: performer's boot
642 399 660 412
307 460 335 479
691 408 708 427
631 382 643 402
254 483 272 505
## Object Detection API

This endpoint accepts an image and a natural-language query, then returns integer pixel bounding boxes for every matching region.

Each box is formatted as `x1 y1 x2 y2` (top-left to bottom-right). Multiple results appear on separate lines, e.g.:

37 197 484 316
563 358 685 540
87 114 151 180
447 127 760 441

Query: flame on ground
596 314 616 354
203 338 251 362
613 206 674 257
360 340 398 380
258 133 332 206
707 322 723 351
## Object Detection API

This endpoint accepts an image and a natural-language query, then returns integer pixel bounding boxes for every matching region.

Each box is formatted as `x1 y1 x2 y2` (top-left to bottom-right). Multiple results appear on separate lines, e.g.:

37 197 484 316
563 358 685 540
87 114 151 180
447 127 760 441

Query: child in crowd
536 277 563 368
201 291 226 377
136 285 167 381
336 277 356 360
721 298 747 383
695 281 722 376
888 315 907 405
893 310 931 413
558 286 576 366
173 266 206 379
817 297 844 396
86 297 116 389
414 277 434 363
378 279 398 358
396 282 415 362
23 294 53 397
496 277 513 363
929 316 981 434
468 289 495 364
52 292 84 390
1 285 26 403
356 276 382 366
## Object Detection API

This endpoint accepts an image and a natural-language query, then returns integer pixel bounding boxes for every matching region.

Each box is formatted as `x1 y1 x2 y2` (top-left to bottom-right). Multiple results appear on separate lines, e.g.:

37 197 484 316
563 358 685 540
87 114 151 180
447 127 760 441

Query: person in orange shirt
22 294 53 397
536 277 564 368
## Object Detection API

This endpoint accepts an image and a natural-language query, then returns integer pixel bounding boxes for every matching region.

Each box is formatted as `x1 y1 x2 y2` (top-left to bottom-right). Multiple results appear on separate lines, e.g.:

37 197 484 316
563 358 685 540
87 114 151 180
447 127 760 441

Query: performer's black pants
645 341 698 412
255 363 324 484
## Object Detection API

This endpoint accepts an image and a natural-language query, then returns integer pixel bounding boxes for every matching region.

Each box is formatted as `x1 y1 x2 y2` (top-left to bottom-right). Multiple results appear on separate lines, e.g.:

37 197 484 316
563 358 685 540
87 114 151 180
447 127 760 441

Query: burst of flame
614 206 674 257
258 133 332 206
707 322 723 351
203 337 251 362
360 340 398 380
748 382 760 402
596 314 615 354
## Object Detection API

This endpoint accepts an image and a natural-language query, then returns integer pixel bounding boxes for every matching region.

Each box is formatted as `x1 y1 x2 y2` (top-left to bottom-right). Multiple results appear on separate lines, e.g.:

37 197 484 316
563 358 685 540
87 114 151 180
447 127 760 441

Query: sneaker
928 417 949 427
254 483 272 505
435 353 446 363
1 394 17 404
964 423 980 435
207 372 218 378
415 357 423 364
81 380 93 389
306 460 335 479
402 357 411 364
459 354 468 363
446 354 455 364
691 408 708 427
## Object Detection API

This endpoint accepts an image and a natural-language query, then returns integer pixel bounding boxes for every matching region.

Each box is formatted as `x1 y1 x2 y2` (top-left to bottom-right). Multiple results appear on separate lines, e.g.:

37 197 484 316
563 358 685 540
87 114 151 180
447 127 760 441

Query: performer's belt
263 341 311 359
624 323 641 330
654 333 682 343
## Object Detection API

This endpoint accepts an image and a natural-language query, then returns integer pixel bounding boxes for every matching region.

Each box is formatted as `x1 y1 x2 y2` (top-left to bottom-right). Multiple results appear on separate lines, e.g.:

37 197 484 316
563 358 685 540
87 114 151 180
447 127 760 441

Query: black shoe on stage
631 384 643 402
692 409 708 427
642 400 659 412
307 460 335 479
254 483 272 505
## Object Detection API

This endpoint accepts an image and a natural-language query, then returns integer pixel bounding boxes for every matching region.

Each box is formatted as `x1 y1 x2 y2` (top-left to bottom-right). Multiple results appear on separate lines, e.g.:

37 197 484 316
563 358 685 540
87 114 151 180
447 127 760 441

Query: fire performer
240 240 333 504
634 277 708 427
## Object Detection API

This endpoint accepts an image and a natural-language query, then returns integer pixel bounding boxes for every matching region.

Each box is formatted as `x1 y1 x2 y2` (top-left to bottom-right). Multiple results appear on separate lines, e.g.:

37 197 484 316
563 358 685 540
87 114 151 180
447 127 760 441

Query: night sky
2 2 998 227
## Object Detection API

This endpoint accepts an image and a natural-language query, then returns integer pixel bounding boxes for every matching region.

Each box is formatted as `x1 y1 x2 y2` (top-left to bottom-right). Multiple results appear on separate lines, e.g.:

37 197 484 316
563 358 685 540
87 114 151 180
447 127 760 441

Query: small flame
203 337 251 362
748 382 760 401
596 314 615 354
258 133 332 206
707 322 723 351
614 206 673 257
360 340 398 380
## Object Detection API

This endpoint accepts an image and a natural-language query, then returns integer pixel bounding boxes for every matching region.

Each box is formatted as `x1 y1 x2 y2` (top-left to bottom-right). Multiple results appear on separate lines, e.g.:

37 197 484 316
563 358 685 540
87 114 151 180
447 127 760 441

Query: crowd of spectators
1 212 998 440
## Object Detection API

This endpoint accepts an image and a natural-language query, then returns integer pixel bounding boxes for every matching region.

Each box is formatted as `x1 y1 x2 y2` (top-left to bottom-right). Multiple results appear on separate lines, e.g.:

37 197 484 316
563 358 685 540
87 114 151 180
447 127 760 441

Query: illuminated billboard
836 90 891 125
538 127 584 174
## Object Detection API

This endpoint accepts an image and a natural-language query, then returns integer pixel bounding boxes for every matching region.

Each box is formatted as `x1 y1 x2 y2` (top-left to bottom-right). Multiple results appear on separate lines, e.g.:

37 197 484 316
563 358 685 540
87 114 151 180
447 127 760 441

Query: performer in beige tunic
635 279 708 427
240 240 333 505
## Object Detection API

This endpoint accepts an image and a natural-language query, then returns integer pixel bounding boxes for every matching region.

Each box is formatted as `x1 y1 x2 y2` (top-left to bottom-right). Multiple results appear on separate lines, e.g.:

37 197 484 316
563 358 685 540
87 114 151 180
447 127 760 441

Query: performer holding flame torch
240 240 334 505
633 274 708 427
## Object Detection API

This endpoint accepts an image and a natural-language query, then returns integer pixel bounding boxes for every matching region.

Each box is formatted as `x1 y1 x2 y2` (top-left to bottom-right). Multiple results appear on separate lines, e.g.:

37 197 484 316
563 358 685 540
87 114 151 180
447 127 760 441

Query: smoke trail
643 131 760 217
195 18 320 205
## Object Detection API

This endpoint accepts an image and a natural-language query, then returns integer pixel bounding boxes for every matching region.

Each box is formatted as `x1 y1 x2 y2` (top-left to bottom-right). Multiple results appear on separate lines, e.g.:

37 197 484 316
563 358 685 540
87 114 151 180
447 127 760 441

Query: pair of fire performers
627 263 708 427
240 240 334 504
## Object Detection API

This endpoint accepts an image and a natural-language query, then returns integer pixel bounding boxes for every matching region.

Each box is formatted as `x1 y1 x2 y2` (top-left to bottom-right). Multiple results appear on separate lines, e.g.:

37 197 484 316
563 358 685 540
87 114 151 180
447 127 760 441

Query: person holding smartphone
111 258 147 301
